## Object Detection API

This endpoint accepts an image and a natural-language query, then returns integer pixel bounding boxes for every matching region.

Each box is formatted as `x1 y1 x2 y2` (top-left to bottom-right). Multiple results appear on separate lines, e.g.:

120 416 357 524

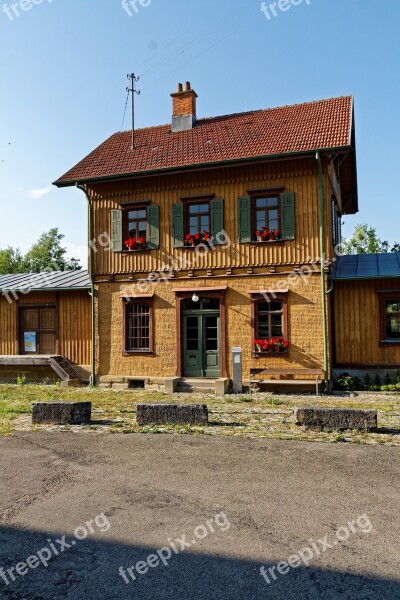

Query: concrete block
164 377 180 394
112 383 129 390
215 378 231 396
32 402 92 425
137 404 208 426
295 407 377 431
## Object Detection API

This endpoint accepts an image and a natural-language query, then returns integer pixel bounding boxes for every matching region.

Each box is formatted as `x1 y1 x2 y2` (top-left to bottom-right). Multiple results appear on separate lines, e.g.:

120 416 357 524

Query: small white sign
24 332 37 353
234 355 241 364
232 347 242 353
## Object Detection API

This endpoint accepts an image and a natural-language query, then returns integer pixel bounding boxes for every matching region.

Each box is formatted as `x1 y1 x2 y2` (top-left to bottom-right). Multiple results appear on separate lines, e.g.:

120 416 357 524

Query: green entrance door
182 299 221 378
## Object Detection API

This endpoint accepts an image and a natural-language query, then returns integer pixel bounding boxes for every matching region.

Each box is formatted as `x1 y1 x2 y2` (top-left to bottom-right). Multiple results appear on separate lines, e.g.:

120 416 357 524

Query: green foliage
384 373 392 386
341 224 396 255
23 228 81 273
0 228 81 274
16 374 26 386
337 374 362 392
0 247 25 274
374 374 381 388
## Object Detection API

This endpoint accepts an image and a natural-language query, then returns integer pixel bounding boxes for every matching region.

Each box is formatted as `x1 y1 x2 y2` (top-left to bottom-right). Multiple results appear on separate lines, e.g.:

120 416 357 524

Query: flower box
185 231 211 247
253 337 289 354
124 237 147 251
255 227 281 242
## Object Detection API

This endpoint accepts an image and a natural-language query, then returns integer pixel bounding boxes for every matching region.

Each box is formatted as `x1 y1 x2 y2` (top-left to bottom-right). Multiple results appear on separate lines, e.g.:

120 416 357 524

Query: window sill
252 351 289 358
379 339 400 347
123 351 154 357
250 240 284 245
122 249 153 255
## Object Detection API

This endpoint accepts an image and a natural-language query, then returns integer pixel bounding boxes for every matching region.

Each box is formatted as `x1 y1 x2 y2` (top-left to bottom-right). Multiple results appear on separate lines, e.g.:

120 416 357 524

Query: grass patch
0 384 398 445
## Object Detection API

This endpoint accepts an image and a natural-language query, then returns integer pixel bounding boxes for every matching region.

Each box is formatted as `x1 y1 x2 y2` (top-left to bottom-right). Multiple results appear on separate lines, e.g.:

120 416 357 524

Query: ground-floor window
250 292 289 354
124 298 153 353
380 294 400 343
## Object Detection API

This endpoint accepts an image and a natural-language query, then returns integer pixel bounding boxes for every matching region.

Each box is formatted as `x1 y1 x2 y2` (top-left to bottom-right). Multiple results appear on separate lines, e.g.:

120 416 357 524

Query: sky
1 0 399 267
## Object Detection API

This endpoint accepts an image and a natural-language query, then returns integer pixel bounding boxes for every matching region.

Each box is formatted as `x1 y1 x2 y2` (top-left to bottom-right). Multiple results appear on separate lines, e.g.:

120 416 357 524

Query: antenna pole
127 73 140 151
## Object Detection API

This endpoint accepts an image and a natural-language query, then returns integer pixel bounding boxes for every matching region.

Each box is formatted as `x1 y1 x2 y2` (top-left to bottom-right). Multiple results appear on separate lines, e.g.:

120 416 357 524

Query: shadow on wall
0 525 398 599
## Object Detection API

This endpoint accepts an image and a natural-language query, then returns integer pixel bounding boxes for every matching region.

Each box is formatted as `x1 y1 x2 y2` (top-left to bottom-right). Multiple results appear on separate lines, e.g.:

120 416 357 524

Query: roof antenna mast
127 73 140 150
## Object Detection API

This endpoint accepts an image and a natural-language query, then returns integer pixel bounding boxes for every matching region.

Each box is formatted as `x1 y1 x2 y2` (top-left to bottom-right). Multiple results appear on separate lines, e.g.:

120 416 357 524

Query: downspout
316 152 329 390
77 184 96 386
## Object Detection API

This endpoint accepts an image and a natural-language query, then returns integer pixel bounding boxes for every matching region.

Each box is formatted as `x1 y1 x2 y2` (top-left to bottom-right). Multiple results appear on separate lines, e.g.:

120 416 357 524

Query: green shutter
281 192 295 240
111 209 123 252
238 196 251 243
147 205 160 249
210 199 224 244
171 203 184 248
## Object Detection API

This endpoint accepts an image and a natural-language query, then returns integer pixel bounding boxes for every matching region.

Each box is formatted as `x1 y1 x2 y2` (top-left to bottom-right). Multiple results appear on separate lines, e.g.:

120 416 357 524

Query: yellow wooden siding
59 291 92 365
0 298 17 355
0 291 91 365
87 157 335 277
334 279 400 366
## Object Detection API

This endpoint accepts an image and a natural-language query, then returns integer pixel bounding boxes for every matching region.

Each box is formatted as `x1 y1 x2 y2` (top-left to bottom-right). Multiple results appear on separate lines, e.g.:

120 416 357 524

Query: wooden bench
249 368 323 396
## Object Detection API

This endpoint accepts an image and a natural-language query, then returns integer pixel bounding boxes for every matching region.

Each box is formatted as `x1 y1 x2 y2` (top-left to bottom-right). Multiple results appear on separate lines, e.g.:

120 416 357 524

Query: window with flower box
123 298 154 354
238 191 295 243
250 293 289 355
111 204 160 252
171 197 224 248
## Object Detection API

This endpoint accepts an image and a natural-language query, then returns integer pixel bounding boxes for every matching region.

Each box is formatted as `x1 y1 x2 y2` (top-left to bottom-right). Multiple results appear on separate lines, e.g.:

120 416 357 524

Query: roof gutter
77 183 96 386
53 146 353 188
316 151 329 390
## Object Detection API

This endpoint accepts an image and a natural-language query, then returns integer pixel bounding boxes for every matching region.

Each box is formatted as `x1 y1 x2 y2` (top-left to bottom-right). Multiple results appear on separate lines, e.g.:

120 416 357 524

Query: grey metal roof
330 253 400 280
0 270 91 292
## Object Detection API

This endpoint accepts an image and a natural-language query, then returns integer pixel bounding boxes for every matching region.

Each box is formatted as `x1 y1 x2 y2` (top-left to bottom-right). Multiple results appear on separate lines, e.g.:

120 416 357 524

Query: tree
342 224 391 255
0 247 25 274
0 228 81 274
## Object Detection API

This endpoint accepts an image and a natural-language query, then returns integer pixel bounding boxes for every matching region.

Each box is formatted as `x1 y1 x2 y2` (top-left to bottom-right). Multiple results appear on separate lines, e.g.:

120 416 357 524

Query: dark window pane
202 298 220 310
256 198 267 208
267 197 278 207
200 216 210 230
269 210 278 221
189 216 198 227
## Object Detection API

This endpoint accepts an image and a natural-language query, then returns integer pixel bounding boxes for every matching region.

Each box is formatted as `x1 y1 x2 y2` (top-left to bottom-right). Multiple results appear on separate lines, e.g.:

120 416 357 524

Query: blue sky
1 0 399 266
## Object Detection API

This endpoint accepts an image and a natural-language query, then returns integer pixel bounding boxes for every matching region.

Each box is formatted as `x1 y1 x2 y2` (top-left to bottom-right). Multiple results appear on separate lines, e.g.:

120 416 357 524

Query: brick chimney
171 82 198 132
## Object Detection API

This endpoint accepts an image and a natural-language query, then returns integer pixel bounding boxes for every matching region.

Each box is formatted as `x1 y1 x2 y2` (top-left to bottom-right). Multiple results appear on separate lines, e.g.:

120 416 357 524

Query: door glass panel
202 298 220 310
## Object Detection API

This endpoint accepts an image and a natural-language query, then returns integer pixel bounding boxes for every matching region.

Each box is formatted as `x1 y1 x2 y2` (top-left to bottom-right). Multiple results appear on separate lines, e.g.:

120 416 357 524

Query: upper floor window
111 205 160 253
238 191 295 244
124 205 148 251
171 197 224 248
332 199 341 247
185 200 211 246
253 195 281 241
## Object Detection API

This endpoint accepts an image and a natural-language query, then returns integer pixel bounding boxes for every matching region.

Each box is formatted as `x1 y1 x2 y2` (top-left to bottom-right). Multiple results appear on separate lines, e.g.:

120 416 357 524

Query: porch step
176 378 217 394
49 355 80 383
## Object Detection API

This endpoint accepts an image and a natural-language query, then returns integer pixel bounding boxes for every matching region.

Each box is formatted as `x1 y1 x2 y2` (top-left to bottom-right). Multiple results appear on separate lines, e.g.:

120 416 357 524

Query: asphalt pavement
0 432 399 599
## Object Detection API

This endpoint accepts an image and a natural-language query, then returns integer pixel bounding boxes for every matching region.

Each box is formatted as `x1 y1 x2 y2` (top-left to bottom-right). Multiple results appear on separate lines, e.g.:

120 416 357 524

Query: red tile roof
54 96 353 186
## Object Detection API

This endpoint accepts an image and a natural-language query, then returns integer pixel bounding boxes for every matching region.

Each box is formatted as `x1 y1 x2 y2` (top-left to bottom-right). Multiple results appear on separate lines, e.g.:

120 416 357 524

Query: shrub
337 373 362 392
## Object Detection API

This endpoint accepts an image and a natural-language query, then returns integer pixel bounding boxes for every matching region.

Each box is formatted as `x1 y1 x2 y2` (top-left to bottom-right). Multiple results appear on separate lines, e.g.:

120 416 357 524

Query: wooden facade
0 290 92 366
87 157 339 278
333 278 400 367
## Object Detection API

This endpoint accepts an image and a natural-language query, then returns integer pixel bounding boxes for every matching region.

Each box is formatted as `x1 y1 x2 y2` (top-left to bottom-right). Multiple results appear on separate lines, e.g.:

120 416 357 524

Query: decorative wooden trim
247 186 285 194
175 289 227 378
173 286 228 293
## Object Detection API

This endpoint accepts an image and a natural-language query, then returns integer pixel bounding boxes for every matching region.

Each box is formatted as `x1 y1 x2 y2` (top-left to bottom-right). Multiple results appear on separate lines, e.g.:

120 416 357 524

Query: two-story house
54 83 358 391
